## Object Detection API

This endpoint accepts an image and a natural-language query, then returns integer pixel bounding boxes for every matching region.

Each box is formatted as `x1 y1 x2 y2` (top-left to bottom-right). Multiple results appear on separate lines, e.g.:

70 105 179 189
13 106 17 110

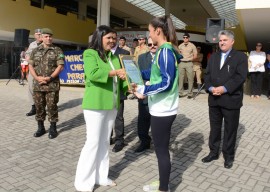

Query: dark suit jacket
113 46 130 100
114 46 130 57
205 49 248 109
137 51 152 104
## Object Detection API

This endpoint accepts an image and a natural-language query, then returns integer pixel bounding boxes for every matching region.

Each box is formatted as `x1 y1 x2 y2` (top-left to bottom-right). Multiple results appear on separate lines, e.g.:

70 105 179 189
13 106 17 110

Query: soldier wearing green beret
28 28 65 139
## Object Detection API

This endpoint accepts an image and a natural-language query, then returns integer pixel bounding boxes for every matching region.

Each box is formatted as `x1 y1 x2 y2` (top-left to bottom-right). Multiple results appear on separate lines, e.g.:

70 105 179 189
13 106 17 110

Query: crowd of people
20 14 270 192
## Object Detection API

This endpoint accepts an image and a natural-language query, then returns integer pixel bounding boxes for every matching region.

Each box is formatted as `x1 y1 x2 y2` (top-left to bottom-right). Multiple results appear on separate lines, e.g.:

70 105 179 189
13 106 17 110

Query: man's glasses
183 37 189 39
138 38 145 41
148 43 157 47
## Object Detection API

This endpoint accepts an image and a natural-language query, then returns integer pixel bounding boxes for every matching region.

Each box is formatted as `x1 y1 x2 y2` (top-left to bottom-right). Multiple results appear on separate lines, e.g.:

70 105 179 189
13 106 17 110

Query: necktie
220 53 226 69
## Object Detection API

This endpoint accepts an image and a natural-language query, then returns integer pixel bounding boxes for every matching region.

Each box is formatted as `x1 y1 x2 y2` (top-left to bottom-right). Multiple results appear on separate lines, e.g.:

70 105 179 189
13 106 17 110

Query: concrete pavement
0 79 269 192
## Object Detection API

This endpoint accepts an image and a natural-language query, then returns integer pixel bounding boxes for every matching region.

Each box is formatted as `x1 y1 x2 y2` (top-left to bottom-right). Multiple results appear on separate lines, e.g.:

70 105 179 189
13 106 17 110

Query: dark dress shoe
224 160 233 169
201 154 219 163
112 143 124 153
134 144 150 153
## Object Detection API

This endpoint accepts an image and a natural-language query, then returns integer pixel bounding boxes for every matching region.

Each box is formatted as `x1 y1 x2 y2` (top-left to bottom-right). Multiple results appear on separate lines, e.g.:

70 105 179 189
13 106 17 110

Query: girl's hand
134 91 145 99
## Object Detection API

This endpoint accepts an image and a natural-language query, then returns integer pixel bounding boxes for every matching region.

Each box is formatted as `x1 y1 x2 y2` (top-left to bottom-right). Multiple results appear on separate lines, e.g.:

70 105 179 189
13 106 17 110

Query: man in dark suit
202 30 248 169
110 32 130 152
134 37 157 153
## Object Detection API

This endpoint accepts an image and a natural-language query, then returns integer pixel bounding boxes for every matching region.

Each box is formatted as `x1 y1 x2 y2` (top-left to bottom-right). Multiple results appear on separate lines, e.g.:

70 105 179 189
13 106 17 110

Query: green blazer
82 49 127 110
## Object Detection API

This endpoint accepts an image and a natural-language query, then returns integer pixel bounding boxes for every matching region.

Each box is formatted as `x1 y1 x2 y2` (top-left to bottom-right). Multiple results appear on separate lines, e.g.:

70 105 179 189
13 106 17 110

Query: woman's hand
130 83 137 92
116 69 126 80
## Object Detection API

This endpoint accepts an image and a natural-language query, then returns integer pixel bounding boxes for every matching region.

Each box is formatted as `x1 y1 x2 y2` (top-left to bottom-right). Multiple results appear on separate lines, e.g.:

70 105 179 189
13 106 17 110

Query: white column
97 0 110 26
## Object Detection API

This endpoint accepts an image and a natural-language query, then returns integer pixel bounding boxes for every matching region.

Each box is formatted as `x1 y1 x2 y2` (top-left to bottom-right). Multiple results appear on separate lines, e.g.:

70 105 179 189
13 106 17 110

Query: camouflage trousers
33 91 59 122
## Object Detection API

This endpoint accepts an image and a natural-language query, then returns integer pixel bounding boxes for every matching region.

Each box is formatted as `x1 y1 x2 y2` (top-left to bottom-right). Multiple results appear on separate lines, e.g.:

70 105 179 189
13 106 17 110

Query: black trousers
151 114 176 191
209 106 240 161
268 72 270 97
114 99 124 145
137 102 151 145
250 72 263 96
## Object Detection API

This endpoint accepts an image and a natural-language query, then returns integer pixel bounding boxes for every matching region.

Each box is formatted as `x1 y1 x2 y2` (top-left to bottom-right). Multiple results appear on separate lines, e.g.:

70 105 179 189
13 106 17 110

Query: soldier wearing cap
28 28 65 139
134 34 149 62
178 32 197 98
25 28 43 116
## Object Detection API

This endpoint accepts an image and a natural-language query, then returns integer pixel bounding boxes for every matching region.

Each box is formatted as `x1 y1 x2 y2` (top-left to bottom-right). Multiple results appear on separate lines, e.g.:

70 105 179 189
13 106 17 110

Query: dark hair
88 25 116 62
149 15 178 47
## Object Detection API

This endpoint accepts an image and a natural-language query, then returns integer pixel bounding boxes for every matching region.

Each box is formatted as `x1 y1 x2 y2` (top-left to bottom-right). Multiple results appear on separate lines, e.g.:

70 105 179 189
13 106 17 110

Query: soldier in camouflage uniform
28 28 65 139
25 28 43 116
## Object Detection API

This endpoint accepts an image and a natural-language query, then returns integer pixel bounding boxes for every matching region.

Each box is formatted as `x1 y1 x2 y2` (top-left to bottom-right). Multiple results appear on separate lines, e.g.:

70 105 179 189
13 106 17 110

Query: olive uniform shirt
28 44 65 92
134 45 149 62
193 52 203 71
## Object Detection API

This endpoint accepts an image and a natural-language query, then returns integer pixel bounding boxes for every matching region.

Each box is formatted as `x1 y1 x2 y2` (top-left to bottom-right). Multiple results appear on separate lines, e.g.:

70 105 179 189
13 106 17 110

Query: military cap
138 35 146 39
183 32 190 38
41 28 53 35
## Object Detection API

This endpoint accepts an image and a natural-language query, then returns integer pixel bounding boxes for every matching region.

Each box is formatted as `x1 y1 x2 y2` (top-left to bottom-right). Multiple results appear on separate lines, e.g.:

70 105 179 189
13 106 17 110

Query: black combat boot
48 122 58 139
26 105 36 116
34 121 46 137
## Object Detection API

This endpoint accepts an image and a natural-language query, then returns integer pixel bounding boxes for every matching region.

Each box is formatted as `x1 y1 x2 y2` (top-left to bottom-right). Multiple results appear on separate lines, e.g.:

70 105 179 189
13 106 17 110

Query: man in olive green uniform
193 46 203 90
28 28 65 139
178 33 197 99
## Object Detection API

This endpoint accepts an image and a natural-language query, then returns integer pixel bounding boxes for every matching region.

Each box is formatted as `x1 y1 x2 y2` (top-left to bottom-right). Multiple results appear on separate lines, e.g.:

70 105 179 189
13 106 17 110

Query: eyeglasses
138 38 145 41
256 44 262 47
183 37 189 39
148 43 157 47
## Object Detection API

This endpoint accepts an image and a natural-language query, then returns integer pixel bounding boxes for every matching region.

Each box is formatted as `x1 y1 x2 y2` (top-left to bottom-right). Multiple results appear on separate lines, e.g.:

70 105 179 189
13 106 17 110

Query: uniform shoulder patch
58 54 65 59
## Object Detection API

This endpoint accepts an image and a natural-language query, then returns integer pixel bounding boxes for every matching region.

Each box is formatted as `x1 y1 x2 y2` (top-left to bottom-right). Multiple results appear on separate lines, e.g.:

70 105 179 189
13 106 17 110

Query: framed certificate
119 55 144 89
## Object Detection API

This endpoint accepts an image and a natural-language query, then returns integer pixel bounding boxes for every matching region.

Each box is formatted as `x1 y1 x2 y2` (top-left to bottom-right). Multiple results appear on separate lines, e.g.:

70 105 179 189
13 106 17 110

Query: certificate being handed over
119 55 144 89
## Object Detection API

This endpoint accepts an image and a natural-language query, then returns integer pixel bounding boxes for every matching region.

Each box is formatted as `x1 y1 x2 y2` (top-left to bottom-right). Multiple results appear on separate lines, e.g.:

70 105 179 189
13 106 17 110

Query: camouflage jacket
29 44 65 92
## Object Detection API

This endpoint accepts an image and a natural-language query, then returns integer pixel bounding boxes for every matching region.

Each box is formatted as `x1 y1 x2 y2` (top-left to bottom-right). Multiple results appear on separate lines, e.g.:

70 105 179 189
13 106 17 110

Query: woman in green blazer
75 25 127 192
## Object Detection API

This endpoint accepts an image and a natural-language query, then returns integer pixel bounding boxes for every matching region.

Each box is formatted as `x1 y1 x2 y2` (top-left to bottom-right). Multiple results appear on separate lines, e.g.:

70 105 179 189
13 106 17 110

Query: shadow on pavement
235 123 246 154
170 132 204 192
58 98 82 112
57 113 85 133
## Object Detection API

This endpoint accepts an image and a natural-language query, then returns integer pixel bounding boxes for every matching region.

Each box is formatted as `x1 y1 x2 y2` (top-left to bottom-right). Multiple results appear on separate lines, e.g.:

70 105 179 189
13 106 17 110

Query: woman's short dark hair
149 15 178 47
89 25 116 61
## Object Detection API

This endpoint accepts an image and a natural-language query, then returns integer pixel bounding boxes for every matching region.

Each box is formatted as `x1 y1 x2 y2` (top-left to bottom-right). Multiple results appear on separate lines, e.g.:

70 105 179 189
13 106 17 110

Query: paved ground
0 79 270 192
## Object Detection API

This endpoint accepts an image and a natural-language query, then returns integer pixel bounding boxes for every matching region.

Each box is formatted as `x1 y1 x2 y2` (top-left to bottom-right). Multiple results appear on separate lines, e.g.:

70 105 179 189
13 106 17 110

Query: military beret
34 28 42 34
41 28 53 35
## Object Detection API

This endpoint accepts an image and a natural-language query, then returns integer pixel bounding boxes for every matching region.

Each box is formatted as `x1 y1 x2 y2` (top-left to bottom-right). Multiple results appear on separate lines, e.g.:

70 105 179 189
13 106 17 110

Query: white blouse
248 51 266 72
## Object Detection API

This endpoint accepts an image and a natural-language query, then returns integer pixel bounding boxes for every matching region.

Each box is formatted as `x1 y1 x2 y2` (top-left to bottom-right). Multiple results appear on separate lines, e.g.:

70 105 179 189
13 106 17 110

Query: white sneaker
143 181 159 192
143 181 170 192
